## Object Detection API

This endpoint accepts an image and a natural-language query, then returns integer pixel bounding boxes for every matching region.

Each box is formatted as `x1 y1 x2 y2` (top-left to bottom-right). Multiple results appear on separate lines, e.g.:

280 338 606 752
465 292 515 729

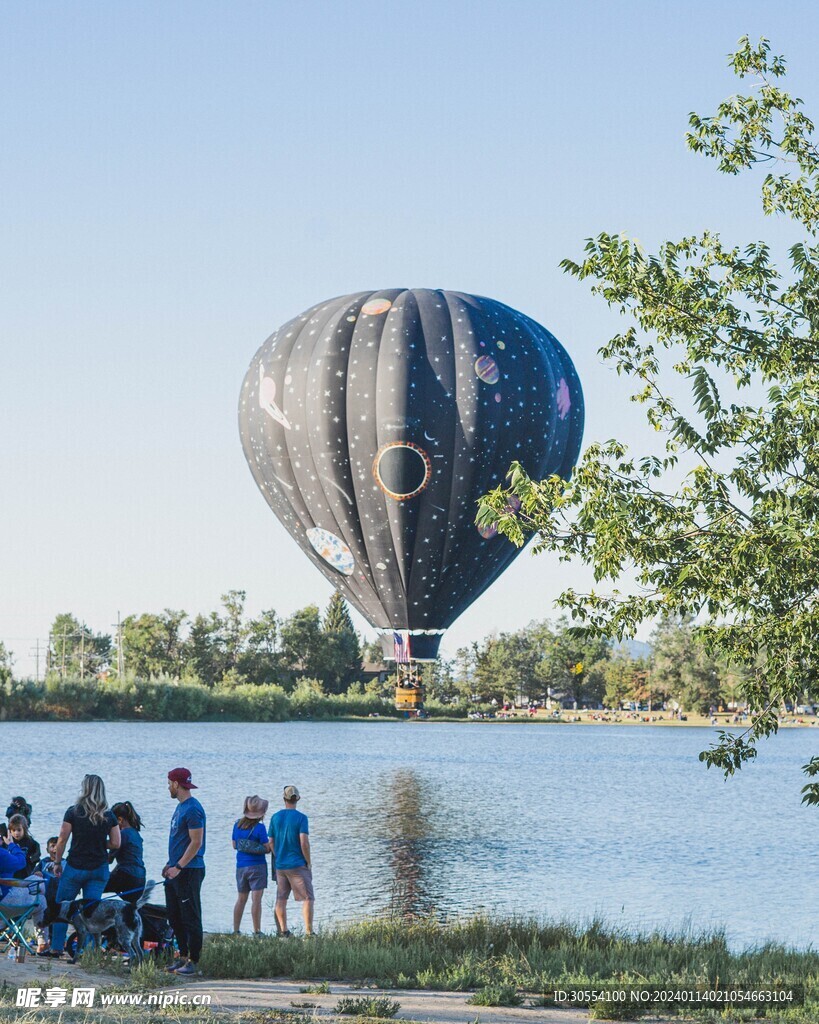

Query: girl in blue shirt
105 802 146 904
232 795 270 935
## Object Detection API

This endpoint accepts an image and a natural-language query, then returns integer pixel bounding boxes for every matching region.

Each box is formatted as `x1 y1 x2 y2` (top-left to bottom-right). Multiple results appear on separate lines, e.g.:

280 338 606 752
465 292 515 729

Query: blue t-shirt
232 821 268 868
168 797 206 869
268 808 309 870
114 827 145 877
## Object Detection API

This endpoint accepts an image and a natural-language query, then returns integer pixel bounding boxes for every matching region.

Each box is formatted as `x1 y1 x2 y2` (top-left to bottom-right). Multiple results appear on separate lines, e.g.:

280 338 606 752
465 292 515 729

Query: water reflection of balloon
379 769 438 919
238 288 584 680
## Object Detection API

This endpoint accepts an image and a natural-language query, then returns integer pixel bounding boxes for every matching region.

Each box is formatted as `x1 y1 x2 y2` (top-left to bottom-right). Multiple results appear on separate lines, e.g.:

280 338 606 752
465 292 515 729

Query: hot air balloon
238 289 583 710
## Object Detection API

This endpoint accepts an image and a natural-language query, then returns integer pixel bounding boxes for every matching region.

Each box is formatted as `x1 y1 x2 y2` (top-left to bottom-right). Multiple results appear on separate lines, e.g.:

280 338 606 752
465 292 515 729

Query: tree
453 644 480 699
361 638 384 664
420 657 457 702
541 618 609 706
184 612 225 686
650 617 722 715
321 593 362 694
47 613 111 679
0 643 13 686
479 37 819 786
602 652 639 709
239 608 281 683
119 610 187 678
221 590 248 673
279 605 332 686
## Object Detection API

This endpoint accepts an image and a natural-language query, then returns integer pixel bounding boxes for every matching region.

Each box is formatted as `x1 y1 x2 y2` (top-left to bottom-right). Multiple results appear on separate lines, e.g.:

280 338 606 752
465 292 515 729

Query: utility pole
80 628 85 681
113 612 124 677
28 639 42 682
61 630 68 680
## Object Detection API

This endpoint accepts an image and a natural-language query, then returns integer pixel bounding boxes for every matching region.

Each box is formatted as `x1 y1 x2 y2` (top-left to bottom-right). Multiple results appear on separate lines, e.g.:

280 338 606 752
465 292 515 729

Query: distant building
361 661 390 685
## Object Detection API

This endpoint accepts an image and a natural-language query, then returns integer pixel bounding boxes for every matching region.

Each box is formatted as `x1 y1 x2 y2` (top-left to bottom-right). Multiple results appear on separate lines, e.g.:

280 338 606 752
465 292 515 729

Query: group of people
0 769 314 975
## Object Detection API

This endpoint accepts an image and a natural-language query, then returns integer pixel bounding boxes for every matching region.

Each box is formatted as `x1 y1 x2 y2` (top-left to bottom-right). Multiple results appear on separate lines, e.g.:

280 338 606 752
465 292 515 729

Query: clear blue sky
2 1 817 675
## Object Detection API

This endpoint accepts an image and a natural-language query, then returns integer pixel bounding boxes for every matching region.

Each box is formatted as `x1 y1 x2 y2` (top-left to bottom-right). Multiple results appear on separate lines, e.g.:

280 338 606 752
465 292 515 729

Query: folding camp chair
0 878 46 955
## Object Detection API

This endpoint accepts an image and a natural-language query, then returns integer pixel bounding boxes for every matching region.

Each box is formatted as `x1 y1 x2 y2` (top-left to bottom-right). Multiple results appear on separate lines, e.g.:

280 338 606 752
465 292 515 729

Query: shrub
334 996 401 1018
467 985 523 1007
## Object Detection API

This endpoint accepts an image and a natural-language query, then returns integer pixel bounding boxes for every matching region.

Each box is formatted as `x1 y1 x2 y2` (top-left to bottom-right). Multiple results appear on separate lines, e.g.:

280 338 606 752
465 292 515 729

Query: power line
27 639 43 682
113 612 124 676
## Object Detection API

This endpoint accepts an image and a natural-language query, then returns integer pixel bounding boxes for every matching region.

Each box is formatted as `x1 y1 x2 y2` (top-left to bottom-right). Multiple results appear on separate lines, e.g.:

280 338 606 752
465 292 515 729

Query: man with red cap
163 768 206 975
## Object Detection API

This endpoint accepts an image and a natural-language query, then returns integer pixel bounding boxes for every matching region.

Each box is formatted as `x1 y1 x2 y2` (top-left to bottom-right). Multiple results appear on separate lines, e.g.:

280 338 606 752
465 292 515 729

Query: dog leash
59 879 167 911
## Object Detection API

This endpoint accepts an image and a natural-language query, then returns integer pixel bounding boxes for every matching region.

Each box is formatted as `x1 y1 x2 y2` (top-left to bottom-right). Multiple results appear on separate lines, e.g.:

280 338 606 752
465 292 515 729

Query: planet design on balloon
474 355 500 385
476 494 521 539
372 441 432 501
258 365 292 430
361 298 392 316
306 527 355 576
556 378 571 420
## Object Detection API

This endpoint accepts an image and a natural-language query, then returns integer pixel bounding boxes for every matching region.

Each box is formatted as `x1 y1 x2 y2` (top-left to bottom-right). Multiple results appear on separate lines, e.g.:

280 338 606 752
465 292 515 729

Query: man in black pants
163 768 206 975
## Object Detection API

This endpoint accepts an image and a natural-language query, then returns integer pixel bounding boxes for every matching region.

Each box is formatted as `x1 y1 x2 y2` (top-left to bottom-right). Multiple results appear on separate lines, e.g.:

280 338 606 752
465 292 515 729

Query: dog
43 881 156 965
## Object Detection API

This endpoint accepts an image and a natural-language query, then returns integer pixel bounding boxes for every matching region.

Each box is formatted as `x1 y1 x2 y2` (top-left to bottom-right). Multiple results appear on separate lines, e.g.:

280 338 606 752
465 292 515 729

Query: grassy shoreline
2 915 815 1022
2 712 817 728
199 915 818 991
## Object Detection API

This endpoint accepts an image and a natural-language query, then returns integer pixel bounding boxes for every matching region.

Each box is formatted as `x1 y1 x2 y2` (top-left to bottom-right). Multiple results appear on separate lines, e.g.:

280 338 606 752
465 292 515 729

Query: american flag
393 630 411 663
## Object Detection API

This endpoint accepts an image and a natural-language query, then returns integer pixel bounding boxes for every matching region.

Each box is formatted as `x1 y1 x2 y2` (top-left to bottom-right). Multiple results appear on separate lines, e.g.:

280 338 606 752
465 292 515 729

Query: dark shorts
236 863 268 893
276 866 313 902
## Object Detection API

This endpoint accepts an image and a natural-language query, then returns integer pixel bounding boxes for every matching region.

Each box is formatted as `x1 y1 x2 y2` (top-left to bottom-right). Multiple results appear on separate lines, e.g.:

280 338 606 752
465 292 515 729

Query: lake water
6 721 815 949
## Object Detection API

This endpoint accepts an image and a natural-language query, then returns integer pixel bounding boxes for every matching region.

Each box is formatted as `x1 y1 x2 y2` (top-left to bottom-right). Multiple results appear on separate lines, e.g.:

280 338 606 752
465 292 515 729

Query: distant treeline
0 675 410 723
434 615 815 714
2 592 809 717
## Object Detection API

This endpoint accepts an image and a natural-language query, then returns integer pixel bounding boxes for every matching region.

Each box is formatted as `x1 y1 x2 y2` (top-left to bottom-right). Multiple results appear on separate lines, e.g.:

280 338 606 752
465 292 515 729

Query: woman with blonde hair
231 795 270 935
48 775 120 960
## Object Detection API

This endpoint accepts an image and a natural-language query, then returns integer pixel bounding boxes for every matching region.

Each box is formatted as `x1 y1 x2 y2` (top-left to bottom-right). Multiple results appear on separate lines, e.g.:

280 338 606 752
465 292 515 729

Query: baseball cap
168 767 198 790
283 785 300 801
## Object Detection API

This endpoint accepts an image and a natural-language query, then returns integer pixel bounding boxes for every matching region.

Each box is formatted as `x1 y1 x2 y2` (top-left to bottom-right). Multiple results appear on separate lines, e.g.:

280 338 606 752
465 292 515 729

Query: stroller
139 902 174 957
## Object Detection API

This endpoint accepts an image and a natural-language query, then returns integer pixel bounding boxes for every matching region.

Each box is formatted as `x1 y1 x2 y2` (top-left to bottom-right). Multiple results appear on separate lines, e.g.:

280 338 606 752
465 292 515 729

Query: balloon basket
395 663 424 714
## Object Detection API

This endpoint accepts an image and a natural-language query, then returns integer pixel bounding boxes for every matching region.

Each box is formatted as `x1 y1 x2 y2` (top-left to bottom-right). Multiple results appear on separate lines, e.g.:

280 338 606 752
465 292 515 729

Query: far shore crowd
0 772 314 975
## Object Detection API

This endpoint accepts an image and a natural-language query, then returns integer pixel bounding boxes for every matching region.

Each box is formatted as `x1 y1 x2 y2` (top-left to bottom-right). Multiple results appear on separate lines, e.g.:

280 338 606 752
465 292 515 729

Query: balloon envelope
238 289 583 658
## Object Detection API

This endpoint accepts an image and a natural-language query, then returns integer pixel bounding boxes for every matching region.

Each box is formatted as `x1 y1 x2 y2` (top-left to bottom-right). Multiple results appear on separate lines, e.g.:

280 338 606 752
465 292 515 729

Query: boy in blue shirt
268 786 313 936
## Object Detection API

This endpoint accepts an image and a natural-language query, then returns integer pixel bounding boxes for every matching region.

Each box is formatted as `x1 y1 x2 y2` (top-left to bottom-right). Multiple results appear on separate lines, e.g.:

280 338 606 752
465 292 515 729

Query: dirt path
0 954 113 991
0 959 678 1023
0 958 580 1021
181 978 590 1023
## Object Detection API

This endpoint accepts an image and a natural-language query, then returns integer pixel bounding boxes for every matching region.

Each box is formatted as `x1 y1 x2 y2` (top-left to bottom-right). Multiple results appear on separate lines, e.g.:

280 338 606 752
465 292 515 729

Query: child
232 795 270 936
5 796 32 825
39 837 62 883
8 814 41 879
35 838 63 954
106 802 146 904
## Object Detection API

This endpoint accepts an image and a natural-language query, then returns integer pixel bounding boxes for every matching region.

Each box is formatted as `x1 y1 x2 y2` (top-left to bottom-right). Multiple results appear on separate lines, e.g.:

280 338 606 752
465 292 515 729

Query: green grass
199 914 819 1001
588 1000 646 1020
334 996 401 1017
298 981 331 994
467 984 524 1006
